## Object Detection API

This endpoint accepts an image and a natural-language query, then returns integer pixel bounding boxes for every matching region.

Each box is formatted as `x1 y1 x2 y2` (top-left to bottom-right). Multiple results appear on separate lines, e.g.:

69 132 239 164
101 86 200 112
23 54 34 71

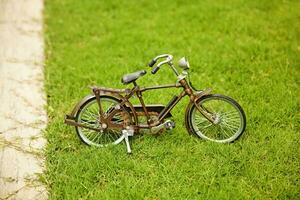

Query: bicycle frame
93 77 213 133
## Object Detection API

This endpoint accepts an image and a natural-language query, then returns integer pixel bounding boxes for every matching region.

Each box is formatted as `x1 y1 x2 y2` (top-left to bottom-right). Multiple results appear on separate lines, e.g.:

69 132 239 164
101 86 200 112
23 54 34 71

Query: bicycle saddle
121 70 147 84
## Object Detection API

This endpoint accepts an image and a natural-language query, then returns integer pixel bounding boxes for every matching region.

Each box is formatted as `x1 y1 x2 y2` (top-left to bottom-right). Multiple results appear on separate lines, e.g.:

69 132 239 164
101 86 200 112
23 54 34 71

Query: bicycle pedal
164 121 175 130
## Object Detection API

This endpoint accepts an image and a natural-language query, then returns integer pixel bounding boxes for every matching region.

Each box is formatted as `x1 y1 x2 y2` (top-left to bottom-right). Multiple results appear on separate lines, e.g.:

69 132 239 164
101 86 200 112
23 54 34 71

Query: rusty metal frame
65 77 214 134
92 79 201 130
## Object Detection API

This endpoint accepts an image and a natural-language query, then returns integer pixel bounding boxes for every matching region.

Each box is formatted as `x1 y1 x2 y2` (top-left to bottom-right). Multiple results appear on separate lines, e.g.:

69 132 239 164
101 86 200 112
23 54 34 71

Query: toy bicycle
65 54 246 153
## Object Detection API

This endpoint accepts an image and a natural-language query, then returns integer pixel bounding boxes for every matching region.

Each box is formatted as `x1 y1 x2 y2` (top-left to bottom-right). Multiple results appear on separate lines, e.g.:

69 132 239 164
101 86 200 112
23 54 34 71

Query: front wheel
186 94 246 143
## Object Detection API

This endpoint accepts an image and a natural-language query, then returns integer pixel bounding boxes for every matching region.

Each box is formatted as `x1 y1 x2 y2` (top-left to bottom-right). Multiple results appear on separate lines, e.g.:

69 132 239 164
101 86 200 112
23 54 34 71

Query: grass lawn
44 0 299 199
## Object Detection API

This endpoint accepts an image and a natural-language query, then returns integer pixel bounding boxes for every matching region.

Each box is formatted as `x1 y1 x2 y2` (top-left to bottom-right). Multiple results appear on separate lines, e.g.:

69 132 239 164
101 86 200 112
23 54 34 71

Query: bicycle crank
150 120 175 134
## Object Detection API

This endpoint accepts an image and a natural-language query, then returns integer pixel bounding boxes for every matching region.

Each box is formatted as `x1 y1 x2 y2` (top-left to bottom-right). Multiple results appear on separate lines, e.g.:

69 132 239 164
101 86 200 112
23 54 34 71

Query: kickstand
121 128 134 153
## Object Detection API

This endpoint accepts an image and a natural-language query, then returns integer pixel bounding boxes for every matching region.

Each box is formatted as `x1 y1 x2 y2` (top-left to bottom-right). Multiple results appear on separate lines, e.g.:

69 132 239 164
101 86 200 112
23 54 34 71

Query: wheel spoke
110 129 120 139
223 115 240 120
84 129 94 139
80 119 96 126
222 111 238 116
221 121 240 130
86 109 98 117
219 125 232 138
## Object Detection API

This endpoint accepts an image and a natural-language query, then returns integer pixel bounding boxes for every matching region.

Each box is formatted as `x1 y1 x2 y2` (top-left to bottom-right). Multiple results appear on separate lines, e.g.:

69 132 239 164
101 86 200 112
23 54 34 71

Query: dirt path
0 0 47 199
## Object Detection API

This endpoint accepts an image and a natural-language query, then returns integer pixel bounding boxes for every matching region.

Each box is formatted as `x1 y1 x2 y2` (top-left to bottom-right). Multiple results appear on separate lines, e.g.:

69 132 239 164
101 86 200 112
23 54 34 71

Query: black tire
75 95 133 147
186 94 246 143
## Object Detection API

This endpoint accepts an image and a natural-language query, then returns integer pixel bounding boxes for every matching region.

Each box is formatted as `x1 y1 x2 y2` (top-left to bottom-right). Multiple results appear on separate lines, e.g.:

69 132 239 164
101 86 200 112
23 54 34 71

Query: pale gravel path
0 0 47 199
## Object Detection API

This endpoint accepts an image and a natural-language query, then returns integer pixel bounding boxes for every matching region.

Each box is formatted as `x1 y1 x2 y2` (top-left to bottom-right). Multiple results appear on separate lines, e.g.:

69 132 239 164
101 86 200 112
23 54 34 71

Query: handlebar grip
148 59 156 67
151 66 160 74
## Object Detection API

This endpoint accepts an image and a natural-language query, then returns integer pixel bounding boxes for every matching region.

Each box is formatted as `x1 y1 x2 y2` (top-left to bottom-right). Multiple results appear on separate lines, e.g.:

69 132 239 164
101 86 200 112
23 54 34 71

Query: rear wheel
75 96 133 147
187 94 246 143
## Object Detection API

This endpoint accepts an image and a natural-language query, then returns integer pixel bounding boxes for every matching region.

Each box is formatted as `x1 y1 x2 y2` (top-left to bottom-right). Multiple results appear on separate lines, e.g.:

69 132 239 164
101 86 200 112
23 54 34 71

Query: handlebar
151 59 171 74
148 54 173 74
151 66 160 74
148 59 156 67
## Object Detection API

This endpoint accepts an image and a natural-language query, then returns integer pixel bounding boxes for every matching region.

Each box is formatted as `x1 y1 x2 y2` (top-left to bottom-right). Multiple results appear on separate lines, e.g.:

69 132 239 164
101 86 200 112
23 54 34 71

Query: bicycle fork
191 89 217 124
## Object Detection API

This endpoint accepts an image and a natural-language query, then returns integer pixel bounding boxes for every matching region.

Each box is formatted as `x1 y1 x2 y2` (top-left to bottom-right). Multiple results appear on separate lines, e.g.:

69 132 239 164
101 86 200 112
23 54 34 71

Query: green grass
44 0 300 199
